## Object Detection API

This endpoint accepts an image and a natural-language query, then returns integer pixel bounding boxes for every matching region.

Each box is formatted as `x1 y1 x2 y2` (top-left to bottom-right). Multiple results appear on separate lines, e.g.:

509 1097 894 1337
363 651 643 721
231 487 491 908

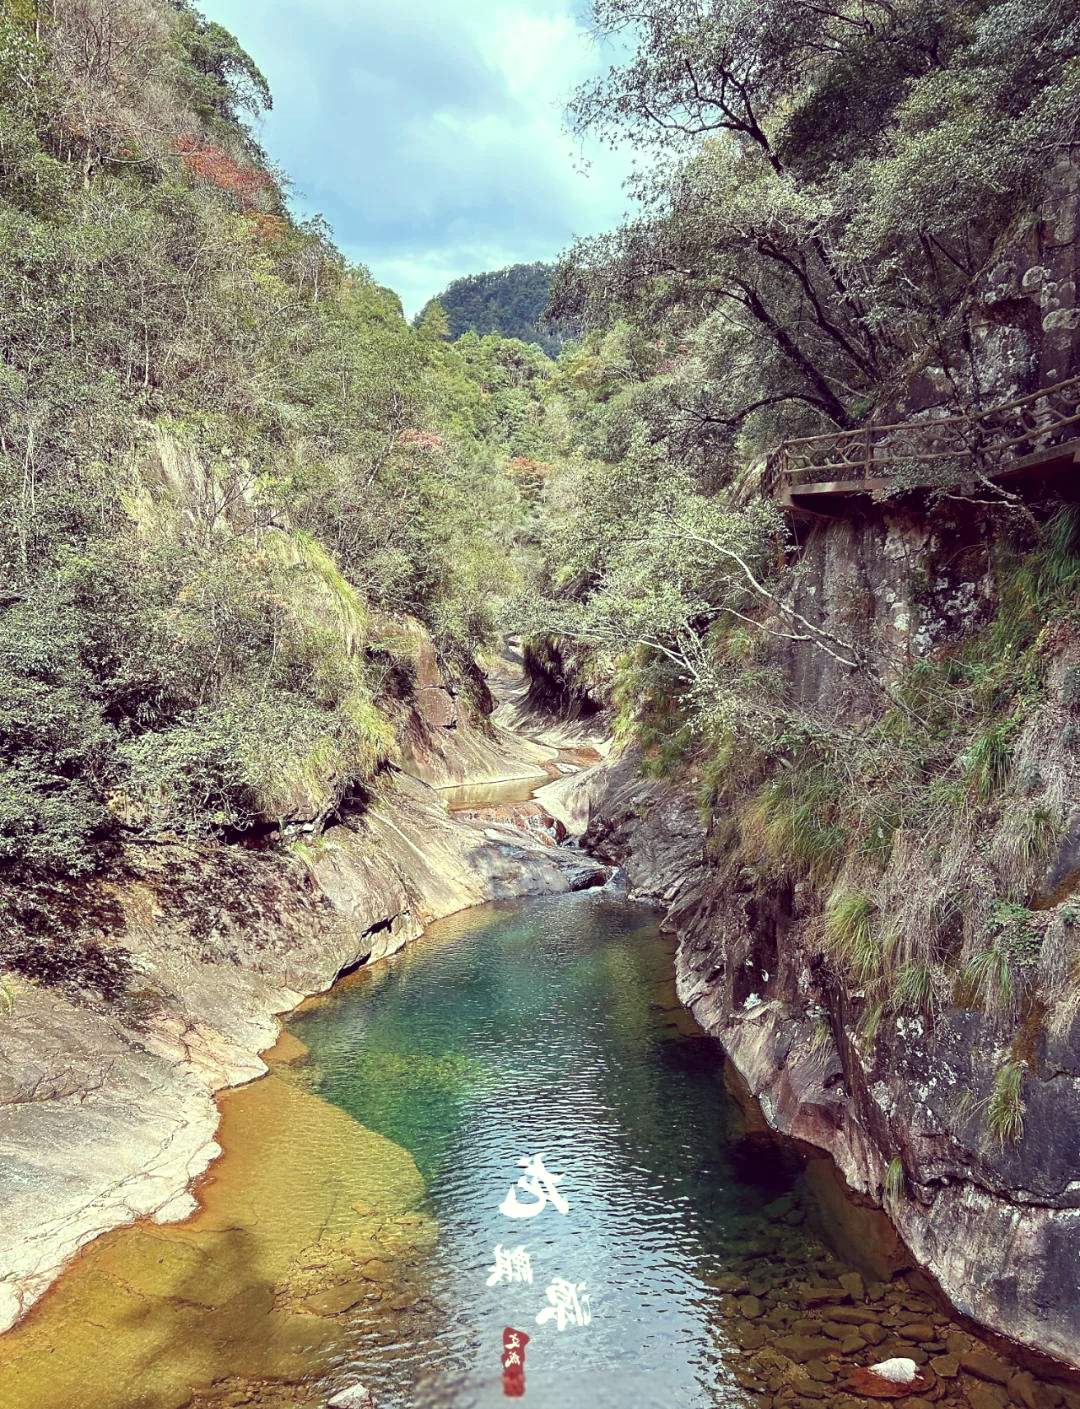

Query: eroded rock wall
0 721 604 1333
549 495 1080 1373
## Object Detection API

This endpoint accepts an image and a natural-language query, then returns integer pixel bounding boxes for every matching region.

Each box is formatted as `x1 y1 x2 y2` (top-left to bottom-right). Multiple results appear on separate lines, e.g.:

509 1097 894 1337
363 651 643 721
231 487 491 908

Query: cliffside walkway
768 372 1080 515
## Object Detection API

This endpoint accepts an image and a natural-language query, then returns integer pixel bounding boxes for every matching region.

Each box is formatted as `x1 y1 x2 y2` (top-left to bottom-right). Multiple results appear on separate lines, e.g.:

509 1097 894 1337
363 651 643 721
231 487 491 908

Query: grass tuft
825 892 880 983
987 1061 1025 1145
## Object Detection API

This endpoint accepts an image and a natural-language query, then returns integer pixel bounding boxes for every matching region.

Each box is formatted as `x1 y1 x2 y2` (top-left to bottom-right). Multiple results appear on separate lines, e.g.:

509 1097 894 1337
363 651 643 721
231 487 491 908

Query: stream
283 890 827 1409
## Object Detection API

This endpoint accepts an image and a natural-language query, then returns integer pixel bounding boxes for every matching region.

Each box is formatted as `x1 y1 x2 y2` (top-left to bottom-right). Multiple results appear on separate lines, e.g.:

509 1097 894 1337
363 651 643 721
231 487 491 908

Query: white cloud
201 0 636 317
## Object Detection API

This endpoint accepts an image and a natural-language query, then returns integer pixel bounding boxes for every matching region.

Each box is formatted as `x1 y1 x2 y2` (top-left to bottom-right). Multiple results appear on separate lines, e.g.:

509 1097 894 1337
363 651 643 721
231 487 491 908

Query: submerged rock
327 1385 375 1409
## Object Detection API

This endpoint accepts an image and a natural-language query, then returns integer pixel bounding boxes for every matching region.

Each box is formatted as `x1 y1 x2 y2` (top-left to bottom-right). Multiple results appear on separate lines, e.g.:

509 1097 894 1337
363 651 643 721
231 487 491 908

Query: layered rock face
539 497 1080 1374
0 653 605 1335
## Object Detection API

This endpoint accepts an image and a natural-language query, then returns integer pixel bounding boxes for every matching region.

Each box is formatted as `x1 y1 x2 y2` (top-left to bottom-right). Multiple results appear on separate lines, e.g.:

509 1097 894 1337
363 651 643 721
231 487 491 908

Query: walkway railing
766 373 1080 497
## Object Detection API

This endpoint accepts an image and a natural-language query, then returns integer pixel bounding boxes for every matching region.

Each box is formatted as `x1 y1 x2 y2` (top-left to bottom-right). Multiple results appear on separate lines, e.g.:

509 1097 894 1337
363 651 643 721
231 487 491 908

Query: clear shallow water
288 890 803 1409
436 776 549 810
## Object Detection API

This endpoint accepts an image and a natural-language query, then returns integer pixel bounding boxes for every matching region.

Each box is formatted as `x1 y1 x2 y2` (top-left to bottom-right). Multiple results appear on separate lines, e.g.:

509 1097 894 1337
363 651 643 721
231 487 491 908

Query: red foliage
248 212 288 244
174 135 273 207
397 429 445 453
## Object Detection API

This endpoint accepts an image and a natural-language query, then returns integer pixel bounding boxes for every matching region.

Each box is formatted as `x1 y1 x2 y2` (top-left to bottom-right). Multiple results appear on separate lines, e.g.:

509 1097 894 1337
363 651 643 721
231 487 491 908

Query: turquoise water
288 890 805 1409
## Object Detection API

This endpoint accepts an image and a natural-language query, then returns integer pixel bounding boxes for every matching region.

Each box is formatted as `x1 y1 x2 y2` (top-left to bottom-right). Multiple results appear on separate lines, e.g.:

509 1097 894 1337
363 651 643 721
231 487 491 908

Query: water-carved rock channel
3 881 1075 1409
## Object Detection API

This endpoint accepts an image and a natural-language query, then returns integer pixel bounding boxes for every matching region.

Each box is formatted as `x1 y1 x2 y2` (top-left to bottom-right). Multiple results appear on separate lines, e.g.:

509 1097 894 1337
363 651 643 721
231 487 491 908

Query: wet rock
794 1383 832 1400
735 1370 768 1392
947 1335 973 1357
839 1272 867 1301
716 1273 752 1294
840 1334 867 1355
806 1362 836 1383
301 1281 370 1316
764 1196 796 1220
863 1325 889 1346
961 1354 1012 1387
359 1258 392 1282
775 1335 838 1362
932 1357 962 1380
733 1321 768 1351
327 1386 375 1409
881 1343 930 1366
822 1320 854 1340
830 1305 878 1326
720 1294 743 1317
800 1287 849 1308
387 1290 419 1311
741 1294 764 1319
1009 1372 1039 1409
962 1377 1011 1409
901 1324 938 1344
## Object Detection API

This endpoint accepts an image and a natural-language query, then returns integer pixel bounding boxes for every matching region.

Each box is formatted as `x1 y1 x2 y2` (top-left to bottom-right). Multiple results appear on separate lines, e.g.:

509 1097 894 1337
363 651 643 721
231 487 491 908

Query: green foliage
557 0 1080 456
0 1 538 874
894 962 936 1017
987 1061 1025 1145
420 261 574 357
964 720 1019 803
883 1156 906 1201
825 893 880 983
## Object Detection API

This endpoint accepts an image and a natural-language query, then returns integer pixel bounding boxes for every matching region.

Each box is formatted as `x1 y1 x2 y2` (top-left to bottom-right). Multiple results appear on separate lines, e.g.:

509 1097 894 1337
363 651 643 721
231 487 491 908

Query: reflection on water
288 891 798 1409
436 777 549 811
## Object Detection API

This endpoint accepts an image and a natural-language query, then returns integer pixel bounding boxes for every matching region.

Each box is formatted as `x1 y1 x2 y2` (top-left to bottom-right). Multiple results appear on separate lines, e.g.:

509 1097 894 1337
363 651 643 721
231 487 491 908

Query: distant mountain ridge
420 262 574 356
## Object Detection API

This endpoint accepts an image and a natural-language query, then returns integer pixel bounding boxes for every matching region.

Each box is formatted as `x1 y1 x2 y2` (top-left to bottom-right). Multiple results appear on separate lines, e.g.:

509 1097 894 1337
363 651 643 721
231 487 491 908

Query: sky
199 0 636 319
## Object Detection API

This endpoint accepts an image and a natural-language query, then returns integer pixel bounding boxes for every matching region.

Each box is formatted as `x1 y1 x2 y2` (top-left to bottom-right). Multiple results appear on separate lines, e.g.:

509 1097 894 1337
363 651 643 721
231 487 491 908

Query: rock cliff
539 493 1080 1376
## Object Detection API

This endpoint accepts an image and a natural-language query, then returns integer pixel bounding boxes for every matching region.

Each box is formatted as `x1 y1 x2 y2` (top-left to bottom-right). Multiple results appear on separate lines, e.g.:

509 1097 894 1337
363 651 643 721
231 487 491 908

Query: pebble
829 1305 878 1325
360 1259 392 1283
932 1355 962 1379
327 1386 375 1409
774 1335 837 1362
963 1378 1011 1409
901 1322 938 1343
806 1361 835 1383
961 1354 1012 1387
839 1272 866 1301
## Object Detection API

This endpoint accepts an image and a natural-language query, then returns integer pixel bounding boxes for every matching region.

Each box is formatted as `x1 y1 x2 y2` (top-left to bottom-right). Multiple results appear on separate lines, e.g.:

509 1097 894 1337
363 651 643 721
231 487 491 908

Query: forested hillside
419 262 574 357
0 0 560 880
